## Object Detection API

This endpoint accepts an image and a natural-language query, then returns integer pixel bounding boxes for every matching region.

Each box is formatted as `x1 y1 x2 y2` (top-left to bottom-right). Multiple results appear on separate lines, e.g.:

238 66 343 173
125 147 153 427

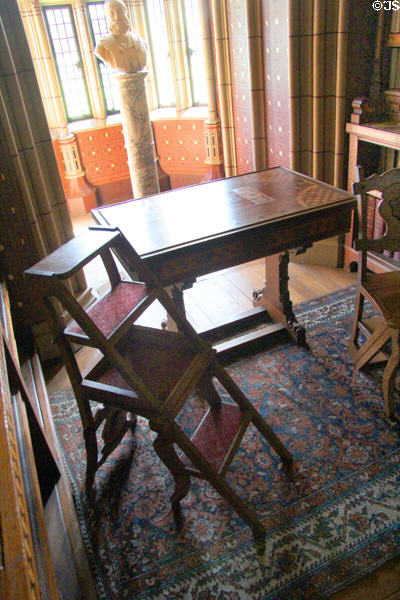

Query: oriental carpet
49 285 400 599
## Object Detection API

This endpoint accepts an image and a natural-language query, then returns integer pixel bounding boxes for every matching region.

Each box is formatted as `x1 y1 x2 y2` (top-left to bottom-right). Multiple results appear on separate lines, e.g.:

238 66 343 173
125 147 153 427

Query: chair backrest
352 166 400 279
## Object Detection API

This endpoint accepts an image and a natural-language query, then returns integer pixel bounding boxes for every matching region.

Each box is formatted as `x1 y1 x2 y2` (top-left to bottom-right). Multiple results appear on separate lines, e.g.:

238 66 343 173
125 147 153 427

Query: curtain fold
289 0 349 187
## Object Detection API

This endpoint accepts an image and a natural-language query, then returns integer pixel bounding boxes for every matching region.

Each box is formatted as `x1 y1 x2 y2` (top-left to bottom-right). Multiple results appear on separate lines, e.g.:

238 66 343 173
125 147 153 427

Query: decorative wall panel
54 118 208 207
76 126 129 185
152 119 207 176
225 0 253 174
262 0 291 168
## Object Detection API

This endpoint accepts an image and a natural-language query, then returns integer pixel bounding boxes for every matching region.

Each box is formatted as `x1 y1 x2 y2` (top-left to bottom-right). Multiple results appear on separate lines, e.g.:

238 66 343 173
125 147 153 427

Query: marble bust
94 0 147 73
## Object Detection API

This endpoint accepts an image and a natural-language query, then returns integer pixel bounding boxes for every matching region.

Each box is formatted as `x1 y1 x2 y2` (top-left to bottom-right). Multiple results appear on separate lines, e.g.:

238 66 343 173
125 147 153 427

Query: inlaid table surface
92 166 356 354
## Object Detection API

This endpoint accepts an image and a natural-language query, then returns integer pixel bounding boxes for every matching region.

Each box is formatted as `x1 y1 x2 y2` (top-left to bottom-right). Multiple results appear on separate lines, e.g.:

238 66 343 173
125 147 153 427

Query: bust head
105 0 130 36
95 0 147 73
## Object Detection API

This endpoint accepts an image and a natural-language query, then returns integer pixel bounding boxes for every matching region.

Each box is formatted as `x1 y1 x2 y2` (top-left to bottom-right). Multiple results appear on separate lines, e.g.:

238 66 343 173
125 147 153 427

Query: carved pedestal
202 119 225 182
59 135 97 217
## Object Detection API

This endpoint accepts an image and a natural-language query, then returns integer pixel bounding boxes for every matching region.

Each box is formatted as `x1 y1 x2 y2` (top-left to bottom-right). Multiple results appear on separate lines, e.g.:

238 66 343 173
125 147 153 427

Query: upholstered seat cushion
66 281 148 338
180 403 242 471
95 330 199 401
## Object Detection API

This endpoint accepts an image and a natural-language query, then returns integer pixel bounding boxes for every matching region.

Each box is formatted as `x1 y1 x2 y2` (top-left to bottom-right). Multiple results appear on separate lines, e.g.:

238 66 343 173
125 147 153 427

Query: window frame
86 0 121 115
143 0 176 109
42 3 93 121
181 0 208 107
24 0 207 128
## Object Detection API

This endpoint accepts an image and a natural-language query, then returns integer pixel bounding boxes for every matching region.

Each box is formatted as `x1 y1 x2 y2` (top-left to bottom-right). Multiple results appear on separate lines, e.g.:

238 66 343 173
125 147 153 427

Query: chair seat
96 331 201 401
65 281 148 338
363 271 400 324
180 403 243 472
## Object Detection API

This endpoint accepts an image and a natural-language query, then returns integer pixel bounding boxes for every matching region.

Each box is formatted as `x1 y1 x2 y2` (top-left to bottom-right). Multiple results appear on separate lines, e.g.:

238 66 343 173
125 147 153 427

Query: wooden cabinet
345 98 400 273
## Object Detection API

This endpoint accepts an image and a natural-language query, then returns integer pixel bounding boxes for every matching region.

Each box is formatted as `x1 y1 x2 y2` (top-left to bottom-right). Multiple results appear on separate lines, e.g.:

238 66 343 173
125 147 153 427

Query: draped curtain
289 0 350 187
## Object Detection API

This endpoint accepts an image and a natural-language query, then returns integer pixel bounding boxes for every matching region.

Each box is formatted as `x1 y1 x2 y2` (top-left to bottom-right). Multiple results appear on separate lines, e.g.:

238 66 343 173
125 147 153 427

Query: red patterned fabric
66 281 148 338
95 333 198 401
182 403 242 470
96 365 130 391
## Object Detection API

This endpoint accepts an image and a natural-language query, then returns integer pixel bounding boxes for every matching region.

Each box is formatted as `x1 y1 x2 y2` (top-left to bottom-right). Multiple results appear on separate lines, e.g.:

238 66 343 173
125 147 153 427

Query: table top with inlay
92 167 356 353
93 166 355 263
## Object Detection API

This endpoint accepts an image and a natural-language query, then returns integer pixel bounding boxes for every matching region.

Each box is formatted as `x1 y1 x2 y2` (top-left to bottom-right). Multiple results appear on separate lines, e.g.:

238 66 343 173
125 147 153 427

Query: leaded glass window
43 5 92 120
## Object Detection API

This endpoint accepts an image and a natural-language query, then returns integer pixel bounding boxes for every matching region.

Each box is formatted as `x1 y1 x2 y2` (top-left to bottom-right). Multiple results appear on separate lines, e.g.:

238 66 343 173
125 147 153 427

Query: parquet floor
45 216 400 600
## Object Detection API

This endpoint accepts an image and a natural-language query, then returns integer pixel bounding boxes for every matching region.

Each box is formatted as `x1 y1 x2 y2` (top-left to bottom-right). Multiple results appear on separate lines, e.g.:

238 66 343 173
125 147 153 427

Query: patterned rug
49 285 400 600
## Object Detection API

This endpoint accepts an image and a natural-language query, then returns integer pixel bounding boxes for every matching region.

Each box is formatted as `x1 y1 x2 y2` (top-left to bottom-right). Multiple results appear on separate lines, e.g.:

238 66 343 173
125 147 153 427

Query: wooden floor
45 221 400 600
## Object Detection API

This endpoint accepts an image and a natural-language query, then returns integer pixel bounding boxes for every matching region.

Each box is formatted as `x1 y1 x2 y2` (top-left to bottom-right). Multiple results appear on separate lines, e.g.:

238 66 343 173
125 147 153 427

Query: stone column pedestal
203 119 225 182
116 71 159 198
59 134 97 216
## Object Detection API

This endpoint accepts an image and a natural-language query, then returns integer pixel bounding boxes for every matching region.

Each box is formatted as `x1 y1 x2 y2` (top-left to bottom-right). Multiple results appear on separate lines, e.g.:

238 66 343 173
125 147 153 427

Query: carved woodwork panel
76 125 129 185
53 119 208 205
152 119 207 176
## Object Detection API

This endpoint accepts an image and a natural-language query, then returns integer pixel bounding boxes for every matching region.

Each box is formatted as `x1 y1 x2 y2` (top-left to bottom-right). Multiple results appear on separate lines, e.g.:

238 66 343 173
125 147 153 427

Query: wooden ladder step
181 402 252 476
65 282 159 345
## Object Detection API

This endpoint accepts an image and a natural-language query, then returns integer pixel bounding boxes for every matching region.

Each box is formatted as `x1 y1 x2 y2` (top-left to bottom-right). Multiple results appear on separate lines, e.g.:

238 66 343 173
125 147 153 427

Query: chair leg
382 329 400 420
153 433 191 527
155 422 267 553
352 322 390 384
83 425 99 497
215 364 293 467
98 407 131 466
187 452 266 554
172 426 267 553
348 292 365 359
197 374 222 410
209 474 266 553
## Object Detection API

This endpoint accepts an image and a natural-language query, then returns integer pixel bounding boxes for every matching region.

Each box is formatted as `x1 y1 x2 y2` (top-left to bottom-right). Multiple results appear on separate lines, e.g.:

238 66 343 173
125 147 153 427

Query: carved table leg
254 252 307 347
84 425 98 498
162 279 196 330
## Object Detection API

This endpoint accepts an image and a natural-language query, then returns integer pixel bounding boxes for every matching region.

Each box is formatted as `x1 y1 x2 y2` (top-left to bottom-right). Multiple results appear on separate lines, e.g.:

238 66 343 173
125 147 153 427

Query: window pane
182 0 207 106
43 6 92 121
145 0 175 107
87 2 120 114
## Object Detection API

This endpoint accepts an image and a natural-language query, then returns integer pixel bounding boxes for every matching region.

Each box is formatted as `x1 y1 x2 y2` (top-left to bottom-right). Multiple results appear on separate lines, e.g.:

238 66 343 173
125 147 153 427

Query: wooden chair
25 227 292 552
348 166 400 422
